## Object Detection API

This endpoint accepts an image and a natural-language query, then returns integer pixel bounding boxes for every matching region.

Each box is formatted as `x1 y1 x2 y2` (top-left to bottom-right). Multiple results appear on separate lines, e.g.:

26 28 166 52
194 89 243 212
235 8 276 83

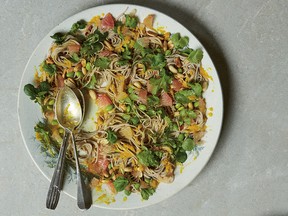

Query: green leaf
147 95 160 106
189 83 202 97
137 150 160 167
94 57 111 69
86 74 96 89
71 20 87 33
70 53 80 63
80 30 107 58
141 188 155 200
182 138 194 151
171 33 189 49
149 70 172 95
113 176 129 192
150 53 166 70
117 59 129 66
187 48 203 64
176 151 187 163
174 87 201 104
42 62 56 76
38 81 50 92
24 84 37 100
107 129 117 144
50 32 67 44
125 14 138 28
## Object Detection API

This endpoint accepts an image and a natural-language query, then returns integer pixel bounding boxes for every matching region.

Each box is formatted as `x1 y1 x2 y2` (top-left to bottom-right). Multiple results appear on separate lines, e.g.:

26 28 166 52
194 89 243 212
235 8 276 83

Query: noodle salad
24 10 210 201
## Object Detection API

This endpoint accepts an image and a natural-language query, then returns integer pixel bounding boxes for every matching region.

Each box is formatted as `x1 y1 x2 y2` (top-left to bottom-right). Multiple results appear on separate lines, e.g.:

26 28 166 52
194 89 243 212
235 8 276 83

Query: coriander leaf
151 53 166 70
107 129 117 144
189 83 202 97
137 150 160 167
94 57 111 69
50 32 67 44
187 48 203 64
147 95 160 106
125 14 138 28
171 33 189 49
141 188 155 200
176 151 187 163
182 138 194 151
174 89 198 104
71 20 87 33
42 62 56 76
149 70 172 95
117 59 129 66
174 92 190 104
113 176 129 192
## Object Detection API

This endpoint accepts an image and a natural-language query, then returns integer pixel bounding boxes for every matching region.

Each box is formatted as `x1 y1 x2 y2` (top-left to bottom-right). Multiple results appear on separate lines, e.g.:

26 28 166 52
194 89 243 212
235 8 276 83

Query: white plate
18 4 223 210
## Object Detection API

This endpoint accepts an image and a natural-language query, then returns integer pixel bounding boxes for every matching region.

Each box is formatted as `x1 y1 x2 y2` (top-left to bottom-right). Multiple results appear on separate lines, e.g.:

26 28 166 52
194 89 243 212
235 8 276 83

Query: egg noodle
24 10 209 200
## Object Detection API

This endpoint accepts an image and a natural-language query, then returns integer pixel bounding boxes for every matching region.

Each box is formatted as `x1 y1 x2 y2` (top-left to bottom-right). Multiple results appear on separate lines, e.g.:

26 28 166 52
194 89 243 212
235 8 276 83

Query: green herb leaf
24 84 37 100
176 151 187 163
113 176 129 192
147 95 160 106
50 32 67 44
70 53 80 63
187 48 203 64
189 83 202 97
141 188 155 200
171 33 189 49
71 20 87 33
85 74 96 89
182 138 194 151
150 53 166 70
125 14 138 28
137 149 160 167
107 129 117 144
42 62 56 76
94 57 111 69
149 70 172 95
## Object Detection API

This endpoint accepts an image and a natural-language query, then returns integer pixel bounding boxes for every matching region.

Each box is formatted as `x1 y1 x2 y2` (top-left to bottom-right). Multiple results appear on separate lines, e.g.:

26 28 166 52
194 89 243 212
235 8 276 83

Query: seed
73 65 80 72
168 40 174 49
133 81 142 89
58 128 64 134
188 102 193 109
178 106 184 111
168 65 178 74
106 104 114 111
89 90 97 100
124 167 132 172
202 81 208 91
81 59 86 67
82 67 87 75
174 111 180 117
46 105 53 110
175 103 182 109
174 57 182 68
163 41 167 52
138 104 147 111
137 63 145 69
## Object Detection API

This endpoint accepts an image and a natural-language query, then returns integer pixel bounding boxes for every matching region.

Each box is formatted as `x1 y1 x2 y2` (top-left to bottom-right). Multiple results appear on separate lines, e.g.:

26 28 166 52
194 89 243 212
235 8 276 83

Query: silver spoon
46 86 91 210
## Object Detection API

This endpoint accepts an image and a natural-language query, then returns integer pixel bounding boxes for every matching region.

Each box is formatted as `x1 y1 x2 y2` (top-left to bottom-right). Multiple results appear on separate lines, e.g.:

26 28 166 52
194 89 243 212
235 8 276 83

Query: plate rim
17 3 224 210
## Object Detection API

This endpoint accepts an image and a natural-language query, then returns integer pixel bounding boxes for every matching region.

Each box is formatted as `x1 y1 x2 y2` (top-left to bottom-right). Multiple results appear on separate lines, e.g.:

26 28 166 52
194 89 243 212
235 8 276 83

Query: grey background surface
1 0 287 215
